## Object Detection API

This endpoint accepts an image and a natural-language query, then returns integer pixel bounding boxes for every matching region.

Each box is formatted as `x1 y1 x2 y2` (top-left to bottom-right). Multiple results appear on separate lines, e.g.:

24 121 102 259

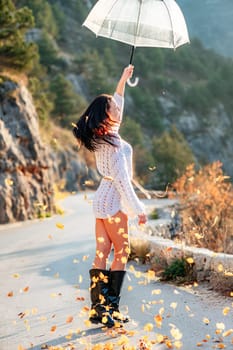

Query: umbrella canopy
83 0 190 51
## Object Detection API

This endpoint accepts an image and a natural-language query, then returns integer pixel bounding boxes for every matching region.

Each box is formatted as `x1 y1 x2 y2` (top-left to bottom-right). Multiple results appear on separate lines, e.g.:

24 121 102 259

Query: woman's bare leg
92 218 112 269
103 211 129 271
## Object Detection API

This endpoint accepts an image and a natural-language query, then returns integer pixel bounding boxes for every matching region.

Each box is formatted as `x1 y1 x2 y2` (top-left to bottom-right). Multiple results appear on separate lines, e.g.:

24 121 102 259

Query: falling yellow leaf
12 273 20 279
170 302 178 310
217 344 226 349
155 334 164 343
185 305 191 312
148 165 156 171
203 317 210 325
152 289 161 295
48 234 53 240
141 304 145 312
159 307 165 315
56 223 64 229
66 316 74 323
5 178 14 186
196 343 203 347
147 270 155 280
84 319 91 327
218 264 224 272
222 307 230 316
79 275 83 283
114 217 121 223
18 345 26 350
127 286 133 291
50 325 57 332
174 341 183 349
186 257 194 264
82 255 89 261
65 329 73 339
31 308 38 315
143 323 153 332
154 314 163 328
216 322 225 331
223 329 233 337
170 327 183 340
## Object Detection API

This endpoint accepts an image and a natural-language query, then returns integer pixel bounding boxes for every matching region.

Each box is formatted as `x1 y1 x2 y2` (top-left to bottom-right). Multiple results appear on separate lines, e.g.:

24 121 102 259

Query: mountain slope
177 0 233 57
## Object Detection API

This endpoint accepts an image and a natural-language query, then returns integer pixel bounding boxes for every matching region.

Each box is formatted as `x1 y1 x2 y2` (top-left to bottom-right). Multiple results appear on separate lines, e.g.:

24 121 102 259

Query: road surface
0 193 232 350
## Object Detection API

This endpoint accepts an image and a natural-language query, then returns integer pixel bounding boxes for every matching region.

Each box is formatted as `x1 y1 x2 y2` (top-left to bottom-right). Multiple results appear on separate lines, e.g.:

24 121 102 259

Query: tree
50 73 86 127
152 125 195 187
0 0 38 71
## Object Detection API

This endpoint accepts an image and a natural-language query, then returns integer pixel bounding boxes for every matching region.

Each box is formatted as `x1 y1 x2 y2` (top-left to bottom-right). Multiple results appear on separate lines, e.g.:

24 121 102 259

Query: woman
73 65 147 328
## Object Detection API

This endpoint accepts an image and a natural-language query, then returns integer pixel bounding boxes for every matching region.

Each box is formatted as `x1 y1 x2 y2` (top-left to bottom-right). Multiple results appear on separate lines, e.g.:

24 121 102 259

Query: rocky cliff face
0 79 93 224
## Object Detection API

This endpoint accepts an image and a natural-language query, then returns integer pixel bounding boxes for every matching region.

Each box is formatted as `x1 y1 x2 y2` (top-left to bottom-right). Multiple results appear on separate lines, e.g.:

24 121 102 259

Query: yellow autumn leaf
154 314 163 328
66 316 74 323
170 302 178 310
222 307 230 316
217 264 224 272
185 305 191 312
18 345 26 350
170 327 183 340
143 323 153 332
79 275 83 283
152 289 161 295
156 334 164 343
174 341 183 349
203 317 210 324
223 329 233 337
82 255 89 261
114 216 121 223
84 319 91 327
217 344 226 349
127 286 133 291
186 257 194 264
216 322 225 330
159 307 165 315
5 178 14 186
65 330 73 339
56 223 64 229
50 325 57 332
141 304 145 312
12 273 20 279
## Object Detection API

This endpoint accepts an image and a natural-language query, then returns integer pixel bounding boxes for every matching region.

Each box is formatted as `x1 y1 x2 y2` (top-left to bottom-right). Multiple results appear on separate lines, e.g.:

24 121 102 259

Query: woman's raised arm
115 65 134 97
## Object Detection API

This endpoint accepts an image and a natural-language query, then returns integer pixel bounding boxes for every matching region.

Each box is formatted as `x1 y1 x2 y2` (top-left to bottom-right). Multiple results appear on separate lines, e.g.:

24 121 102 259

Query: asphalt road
0 193 232 350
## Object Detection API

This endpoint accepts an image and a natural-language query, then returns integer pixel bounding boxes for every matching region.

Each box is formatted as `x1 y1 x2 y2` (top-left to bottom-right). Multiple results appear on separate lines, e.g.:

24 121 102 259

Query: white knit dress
93 93 145 219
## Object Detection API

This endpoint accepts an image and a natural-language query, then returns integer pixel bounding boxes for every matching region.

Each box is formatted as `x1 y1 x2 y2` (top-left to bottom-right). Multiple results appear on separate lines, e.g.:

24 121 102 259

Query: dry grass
170 161 233 254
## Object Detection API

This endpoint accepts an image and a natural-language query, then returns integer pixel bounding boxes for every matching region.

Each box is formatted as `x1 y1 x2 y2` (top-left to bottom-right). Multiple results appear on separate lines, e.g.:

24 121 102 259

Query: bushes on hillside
171 161 233 254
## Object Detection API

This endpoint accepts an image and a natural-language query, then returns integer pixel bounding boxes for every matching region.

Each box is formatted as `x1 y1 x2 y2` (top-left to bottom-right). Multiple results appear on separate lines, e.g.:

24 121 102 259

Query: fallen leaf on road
56 223 64 229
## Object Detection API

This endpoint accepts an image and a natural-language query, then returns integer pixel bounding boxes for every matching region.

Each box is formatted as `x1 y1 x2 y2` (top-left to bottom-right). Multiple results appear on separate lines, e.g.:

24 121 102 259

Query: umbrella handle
127 76 139 87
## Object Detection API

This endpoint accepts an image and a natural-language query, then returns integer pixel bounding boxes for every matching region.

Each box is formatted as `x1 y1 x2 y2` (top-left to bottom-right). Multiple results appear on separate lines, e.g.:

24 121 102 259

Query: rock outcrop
0 79 95 224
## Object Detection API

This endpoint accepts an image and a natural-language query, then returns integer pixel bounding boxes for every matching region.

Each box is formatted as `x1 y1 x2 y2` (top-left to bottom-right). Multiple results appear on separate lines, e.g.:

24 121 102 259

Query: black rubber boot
89 269 115 328
108 270 129 323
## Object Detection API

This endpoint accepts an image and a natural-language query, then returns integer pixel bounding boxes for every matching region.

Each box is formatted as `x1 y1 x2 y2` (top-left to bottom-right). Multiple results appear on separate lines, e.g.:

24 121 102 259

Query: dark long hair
73 94 116 152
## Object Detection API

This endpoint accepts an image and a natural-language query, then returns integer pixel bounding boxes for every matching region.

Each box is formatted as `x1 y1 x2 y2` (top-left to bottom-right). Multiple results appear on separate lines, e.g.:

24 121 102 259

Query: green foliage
0 0 38 71
152 126 195 187
17 0 59 37
120 118 143 147
28 76 54 123
37 32 60 70
75 50 114 96
162 258 186 280
50 73 86 127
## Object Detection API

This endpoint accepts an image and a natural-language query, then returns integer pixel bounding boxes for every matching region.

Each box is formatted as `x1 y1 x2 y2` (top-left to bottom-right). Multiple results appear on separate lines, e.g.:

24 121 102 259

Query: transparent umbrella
83 0 190 86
